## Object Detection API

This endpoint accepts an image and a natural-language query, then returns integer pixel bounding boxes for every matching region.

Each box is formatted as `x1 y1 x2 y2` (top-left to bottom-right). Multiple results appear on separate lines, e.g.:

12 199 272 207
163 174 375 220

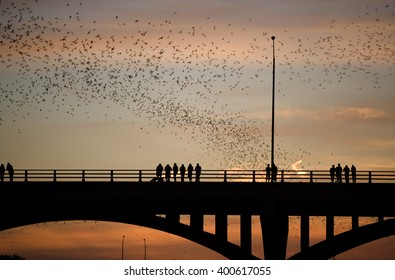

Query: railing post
224 170 227 183
82 170 85 182
310 171 313 183
24 170 28 182
53 170 57 182
368 171 372 184
281 170 284 183
110 170 114 182
139 170 142 182
252 170 256 183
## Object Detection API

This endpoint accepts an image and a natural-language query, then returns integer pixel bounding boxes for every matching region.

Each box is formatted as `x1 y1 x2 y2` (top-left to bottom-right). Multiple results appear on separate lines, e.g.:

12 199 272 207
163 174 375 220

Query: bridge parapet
4 169 395 184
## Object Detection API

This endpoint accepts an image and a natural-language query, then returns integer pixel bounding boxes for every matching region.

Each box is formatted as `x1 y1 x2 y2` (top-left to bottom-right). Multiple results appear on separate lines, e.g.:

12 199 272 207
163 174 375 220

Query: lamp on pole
122 235 125 260
143 239 147 260
271 36 276 182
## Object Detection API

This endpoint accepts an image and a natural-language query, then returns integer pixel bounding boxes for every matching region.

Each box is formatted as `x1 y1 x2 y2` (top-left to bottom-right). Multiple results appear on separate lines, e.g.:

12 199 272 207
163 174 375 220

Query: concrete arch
289 218 395 260
0 213 259 260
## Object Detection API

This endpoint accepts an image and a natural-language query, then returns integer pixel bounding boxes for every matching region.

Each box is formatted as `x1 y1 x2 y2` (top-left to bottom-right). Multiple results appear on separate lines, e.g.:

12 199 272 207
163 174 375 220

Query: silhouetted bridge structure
1 169 395 259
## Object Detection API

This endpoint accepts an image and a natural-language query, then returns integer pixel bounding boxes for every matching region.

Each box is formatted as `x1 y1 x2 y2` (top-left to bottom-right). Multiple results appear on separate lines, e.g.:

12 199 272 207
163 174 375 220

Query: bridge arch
289 218 395 259
0 214 259 260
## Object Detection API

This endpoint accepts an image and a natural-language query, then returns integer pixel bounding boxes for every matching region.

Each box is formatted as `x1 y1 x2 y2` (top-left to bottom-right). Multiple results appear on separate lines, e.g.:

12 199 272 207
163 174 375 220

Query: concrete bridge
1 169 395 259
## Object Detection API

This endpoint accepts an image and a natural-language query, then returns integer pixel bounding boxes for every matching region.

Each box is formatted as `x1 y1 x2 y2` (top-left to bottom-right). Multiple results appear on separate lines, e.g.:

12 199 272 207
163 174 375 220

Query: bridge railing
9 169 153 183
2 169 395 184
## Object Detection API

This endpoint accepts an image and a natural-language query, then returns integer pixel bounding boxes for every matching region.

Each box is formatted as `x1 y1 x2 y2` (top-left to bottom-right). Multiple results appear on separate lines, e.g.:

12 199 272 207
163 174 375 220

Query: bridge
1 169 395 260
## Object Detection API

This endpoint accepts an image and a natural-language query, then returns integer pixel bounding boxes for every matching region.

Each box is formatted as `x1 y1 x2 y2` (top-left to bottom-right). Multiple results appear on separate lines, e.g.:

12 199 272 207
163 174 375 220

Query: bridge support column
240 214 252 255
260 214 289 260
215 214 227 241
301 215 309 252
191 213 204 231
352 216 359 230
166 213 180 224
326 215 334 239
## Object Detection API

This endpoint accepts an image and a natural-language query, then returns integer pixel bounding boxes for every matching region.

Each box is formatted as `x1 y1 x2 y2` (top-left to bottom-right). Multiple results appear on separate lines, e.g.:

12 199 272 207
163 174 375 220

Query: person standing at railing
351 165 357 183
265 164 271 183
271 164 278 183
195 163 201 182
0 163 5 183
330 165 336 183
344 165 350 184
173 163 179 182
165 164 172 182
187 163 193 182
180 164 186 182
156 163 163 180
336 163 342 183
6 163 14 182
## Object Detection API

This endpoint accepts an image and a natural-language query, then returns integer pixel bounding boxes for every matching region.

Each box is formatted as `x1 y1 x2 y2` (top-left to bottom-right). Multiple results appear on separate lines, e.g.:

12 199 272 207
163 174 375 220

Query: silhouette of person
330 165 336 183
6 163 14 182
173 163 179 182
164 164 172 182
335 163 342 183
351 165 357 183
344 165 350 184
180 164 186 182
156 163 163 179
0 164 5 183
187 163 193 182
271 164 278 183
265 164 271 183
195 163 201 182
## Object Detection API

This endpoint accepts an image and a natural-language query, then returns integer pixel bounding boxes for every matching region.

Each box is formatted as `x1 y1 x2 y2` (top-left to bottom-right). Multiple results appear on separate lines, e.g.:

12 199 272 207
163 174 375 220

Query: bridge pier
166 213 180 224
260 214 289 260
301 215 309 251
240 214 252 255
326 215 334 239
352 216 359 229
190 213 204 231
215 214 228 241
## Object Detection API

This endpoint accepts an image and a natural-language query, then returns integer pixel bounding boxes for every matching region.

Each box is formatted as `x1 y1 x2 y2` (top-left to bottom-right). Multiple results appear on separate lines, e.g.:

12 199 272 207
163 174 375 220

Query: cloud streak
278 106 394 123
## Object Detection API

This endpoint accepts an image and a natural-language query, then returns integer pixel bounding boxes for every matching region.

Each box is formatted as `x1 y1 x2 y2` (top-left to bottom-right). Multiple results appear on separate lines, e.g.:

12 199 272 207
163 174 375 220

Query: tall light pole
143 239 147 260
122 235 125 260
271 35 276 181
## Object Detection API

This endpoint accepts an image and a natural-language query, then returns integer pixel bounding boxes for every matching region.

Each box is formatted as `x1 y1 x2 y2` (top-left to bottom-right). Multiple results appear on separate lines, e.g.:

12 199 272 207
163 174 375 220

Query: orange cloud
328 107 391 122
278 106 394 123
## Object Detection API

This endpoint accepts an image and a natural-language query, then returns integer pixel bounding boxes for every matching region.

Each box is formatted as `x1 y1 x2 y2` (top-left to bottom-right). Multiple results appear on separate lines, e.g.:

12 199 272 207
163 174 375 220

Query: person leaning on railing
0 163 5 183
6 163 14 182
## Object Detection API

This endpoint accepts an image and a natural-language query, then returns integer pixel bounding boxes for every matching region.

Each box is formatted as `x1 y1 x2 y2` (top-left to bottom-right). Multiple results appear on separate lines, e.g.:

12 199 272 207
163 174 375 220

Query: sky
0 0 394 259
1 0 394 171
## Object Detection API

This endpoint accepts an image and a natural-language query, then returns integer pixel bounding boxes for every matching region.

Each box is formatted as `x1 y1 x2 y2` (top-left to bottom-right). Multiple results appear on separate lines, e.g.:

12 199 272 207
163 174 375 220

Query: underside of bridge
290 217 395 259
2 211 394 260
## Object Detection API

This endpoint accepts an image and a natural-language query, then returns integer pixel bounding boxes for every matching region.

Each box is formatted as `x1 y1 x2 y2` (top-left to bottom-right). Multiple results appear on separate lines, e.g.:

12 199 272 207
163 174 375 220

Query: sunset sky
0 0 394 259
1 0 394 171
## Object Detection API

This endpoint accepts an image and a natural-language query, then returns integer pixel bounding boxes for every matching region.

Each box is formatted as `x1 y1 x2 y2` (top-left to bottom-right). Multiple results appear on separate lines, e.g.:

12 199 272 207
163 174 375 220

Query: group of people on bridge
154 163 202 183
265 163 279 183
264 162 358 183
0 163 14 183
330 164 357 184
0 162 362 184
